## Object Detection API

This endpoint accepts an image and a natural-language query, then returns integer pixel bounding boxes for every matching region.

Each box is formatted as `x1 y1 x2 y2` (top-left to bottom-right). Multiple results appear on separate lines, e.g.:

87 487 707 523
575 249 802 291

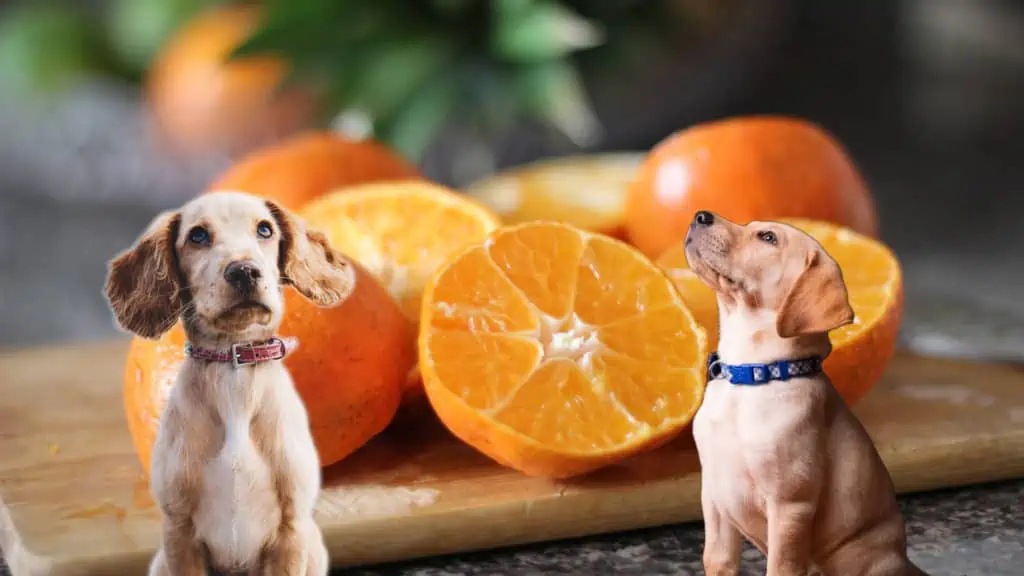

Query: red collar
184 337 297 368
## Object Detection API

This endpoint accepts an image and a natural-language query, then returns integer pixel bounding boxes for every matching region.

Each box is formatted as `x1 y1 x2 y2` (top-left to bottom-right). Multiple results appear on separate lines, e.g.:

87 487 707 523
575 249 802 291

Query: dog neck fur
717 297 833 366
184 318 278 351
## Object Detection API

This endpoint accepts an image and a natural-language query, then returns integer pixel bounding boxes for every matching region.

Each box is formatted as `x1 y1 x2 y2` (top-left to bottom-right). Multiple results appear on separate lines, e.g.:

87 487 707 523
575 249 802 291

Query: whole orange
122 326 185 473
122 263 415 475
146 4 317 156
624 116 879 257
207 132 421 211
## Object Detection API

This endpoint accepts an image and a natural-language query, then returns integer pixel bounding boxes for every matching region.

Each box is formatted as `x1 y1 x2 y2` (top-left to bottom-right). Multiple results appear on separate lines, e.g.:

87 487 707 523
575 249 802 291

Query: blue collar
706 351 824 385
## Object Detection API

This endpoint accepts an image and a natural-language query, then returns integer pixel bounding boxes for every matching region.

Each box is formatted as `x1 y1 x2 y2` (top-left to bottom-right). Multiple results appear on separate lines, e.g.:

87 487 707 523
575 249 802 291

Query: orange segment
492 360 638 452
597 305 704 366
487 222 585 318
655 218 902 405
575 235 677 325
420 222 708 478
427 331 541 410
587 353 699 428
465 154 643 238
427 246 540 334
300 181 502 324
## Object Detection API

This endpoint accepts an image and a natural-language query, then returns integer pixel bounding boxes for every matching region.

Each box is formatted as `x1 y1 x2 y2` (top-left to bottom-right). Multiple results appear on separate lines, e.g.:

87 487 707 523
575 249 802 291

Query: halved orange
299 182 501 396
418 221 708 478
300 181 502 323
464 153 643 239
655 218 902 405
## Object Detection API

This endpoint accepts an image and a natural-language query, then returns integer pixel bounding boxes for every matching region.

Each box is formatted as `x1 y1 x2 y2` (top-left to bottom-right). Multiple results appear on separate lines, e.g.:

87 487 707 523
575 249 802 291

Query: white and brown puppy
105 191 355 575
685 211 925 576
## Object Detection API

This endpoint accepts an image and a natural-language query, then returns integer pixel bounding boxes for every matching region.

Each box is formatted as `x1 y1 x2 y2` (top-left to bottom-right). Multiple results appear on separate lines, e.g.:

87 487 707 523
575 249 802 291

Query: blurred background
1 0 1023 354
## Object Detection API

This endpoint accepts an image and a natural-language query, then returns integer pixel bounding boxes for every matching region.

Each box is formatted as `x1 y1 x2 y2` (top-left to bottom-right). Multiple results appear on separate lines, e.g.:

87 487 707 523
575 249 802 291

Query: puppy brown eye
758 231 777 245
188 226 210 245
256 221 273 239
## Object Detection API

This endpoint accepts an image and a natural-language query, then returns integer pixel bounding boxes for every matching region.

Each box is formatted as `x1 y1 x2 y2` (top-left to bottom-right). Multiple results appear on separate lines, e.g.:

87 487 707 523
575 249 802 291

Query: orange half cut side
419 221 708 478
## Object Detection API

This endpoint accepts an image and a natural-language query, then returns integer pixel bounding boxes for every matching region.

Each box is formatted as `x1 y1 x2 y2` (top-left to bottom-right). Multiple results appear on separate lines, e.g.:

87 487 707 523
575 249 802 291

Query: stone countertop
2 480 1021 575
351 480 1024 576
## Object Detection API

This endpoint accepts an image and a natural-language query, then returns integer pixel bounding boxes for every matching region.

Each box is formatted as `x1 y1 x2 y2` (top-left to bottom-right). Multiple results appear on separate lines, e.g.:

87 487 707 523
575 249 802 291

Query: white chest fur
192 365 280 570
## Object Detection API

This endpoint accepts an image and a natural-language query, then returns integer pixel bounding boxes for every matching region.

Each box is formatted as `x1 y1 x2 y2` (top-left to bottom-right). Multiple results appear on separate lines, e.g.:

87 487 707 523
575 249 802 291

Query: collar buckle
231 342 256 368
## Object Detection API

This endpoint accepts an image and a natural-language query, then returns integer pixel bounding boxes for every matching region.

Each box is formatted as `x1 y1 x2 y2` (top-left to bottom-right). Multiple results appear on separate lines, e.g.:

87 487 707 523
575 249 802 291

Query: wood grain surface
1 341 1023 575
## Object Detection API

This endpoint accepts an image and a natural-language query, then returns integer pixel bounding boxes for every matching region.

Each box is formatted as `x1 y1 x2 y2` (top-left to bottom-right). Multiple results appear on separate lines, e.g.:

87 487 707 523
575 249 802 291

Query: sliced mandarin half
418 221 708 478
300 182 501 397
656 218 902 405
299 181 502 324
464 153 643 239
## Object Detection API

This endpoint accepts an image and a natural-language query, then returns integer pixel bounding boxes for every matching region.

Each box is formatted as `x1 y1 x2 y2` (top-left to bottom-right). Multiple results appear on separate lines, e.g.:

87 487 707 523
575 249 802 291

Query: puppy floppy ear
104 211 184 339
776 249 854 338
267 201 356 307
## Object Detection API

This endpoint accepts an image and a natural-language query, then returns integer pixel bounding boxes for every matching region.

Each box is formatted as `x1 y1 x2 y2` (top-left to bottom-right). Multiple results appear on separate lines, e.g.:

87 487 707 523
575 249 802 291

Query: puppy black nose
224 260 262 292
694 210 714 227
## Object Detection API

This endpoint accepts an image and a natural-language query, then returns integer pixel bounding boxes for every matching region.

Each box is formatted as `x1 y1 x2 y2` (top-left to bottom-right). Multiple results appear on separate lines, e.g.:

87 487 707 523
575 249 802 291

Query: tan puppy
685 211 925 576
105 191 355 575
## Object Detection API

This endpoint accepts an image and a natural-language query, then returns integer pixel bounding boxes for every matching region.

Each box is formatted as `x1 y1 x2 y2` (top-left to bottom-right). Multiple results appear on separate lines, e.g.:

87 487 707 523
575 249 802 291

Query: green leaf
345 35 455 122
494 0 538 21
380 70 459 160
492 0 604 63
515 59 601 147
231 4 339 61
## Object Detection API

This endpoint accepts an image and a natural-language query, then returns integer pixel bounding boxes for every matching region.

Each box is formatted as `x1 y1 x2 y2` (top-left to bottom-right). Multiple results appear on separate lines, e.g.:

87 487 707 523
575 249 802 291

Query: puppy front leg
263 487 310 576
301 517 329 576
154 517 205 576
702 480 742 575
264 519 308 576
766 500 816 576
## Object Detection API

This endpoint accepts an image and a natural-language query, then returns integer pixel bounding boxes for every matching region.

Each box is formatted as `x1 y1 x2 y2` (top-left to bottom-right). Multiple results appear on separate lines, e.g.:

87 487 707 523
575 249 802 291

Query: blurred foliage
234 0 724 160
0 0 733 159
105 0 219 76
0 3 112 97
0 0 220 93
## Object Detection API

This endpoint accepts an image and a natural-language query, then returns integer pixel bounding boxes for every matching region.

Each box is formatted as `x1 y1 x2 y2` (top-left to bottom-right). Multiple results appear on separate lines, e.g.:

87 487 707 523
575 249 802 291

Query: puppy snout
693 210 715 227
224 260 262 293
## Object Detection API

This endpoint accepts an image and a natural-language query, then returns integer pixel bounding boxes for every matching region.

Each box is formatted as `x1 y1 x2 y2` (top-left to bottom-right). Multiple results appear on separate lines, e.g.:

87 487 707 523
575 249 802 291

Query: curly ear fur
267 201 356 307
776 249 854 339
104 211 184 339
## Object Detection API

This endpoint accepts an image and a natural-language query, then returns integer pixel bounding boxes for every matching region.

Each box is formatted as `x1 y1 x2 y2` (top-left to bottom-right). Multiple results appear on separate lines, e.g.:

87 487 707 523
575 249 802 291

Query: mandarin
300 182 501 400
465 153 642 239
419 222 708 478
300 182 501 323
146 4 316 156
122 263 414 475
208 132 421 211
625 116 879 257
656 218 902 405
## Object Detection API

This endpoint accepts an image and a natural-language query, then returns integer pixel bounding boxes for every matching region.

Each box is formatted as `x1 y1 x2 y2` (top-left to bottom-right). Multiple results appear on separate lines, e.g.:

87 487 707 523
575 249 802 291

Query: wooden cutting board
2 341 1024 575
